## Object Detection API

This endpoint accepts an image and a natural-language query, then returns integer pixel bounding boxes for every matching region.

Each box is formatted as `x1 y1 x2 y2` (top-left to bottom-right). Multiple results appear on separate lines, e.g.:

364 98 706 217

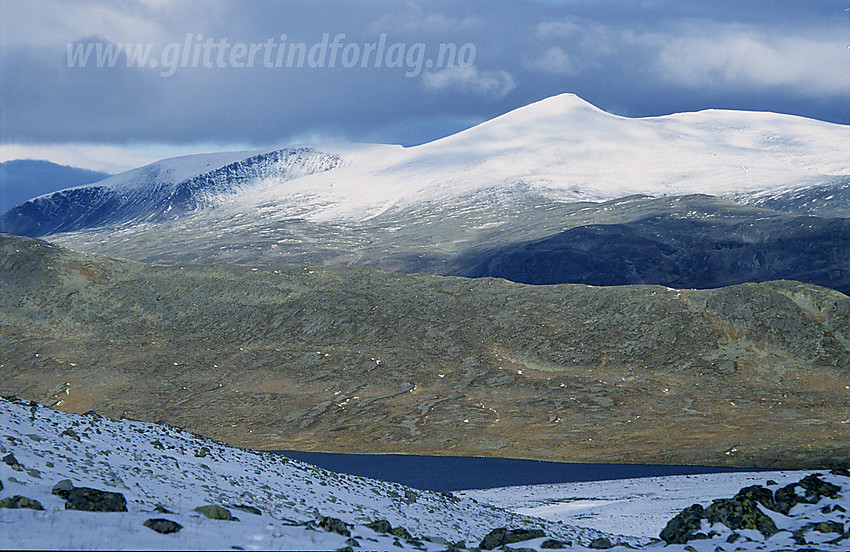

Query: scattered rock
319 516 351 536
440 491 460 503
479 527 546 550
2 452 21 470
344 537 360 547
231 503 261 515
774 474 841 514
588 537 614 549
366 519 393 534
51 479 74 499
65 487 128 512
154 504 176 514
0 495 44 510
793 521 845 545
144 518 183 534
194 504 238 521
660 504 709 544
390 526 412 540
540 540 569 549
60 428 80 441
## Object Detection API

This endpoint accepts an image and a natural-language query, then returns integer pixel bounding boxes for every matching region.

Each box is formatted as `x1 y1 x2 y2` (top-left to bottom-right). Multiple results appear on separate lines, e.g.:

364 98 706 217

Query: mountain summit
2 93 846 237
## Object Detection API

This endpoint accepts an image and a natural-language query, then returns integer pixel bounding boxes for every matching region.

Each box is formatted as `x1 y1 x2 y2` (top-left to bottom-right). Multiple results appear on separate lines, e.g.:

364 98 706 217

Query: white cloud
535 20 582 39
423 66 516 99
654 26 848 97
367 7 482 35
525 46 579 75
0 142 255 174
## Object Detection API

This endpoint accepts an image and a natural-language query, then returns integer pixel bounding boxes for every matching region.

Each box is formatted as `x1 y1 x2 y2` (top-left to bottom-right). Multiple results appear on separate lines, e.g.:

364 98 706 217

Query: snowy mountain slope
730 176 850 217
4 396 850 551
201 93 850 223
0 147 345 237
0 396 635 550
3 94 847 240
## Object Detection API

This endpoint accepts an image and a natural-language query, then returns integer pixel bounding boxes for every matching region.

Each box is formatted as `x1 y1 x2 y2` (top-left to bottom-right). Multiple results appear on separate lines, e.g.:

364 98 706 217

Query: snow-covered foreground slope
0 396 638 550
462 473 850 549
460 472 815 538
3 396 850 551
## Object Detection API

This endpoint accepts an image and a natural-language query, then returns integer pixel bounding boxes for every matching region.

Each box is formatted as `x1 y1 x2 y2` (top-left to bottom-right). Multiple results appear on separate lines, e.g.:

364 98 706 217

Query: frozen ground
459 471 814 537
2 395 848 551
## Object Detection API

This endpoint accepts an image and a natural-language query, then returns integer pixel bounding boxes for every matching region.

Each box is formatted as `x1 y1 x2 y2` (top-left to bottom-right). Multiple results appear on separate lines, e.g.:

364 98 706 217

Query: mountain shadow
451 212 850 295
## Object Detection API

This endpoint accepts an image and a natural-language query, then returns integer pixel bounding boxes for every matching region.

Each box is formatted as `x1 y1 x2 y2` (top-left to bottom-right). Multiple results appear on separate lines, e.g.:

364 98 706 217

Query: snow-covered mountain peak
2 93 847 235
0 147 345 236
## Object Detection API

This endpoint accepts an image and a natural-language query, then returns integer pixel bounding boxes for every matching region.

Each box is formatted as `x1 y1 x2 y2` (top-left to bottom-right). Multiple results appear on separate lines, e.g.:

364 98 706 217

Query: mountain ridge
2 93 846 235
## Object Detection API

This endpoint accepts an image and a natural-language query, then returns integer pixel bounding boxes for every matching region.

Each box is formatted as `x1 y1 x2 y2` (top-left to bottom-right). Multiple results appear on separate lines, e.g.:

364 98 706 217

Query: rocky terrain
0 395 629 550
3 395 850 551
1 232 848 469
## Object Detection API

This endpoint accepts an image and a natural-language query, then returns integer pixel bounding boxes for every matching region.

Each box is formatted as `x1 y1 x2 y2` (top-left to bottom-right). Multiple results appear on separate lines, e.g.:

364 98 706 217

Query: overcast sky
0 0 847 173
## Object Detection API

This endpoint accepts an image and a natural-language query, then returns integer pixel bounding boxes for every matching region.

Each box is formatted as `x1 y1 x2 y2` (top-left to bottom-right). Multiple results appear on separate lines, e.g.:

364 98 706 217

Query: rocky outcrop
64 487 128 512
661 473 846 546
479 527 546 550
193 504 238 521
143 518 183 534
0 495 44 510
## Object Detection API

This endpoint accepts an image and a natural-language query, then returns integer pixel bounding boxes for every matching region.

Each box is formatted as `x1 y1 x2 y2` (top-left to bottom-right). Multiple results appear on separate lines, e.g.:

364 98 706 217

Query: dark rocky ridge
1 233 849 467
452 210 849 294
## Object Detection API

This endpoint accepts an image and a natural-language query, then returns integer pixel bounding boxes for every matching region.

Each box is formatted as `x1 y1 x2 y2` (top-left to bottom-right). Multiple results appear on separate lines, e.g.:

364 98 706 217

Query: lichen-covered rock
319 516 350 536
479 527 546 550
193 504 237 520
0 495 44 510
390 526 412 540
65 487 127 512
660 504 709 544
144 518 183 534
705 497 778 537
366 519 393 534
774 474 841 514
793 521 845 544
733 485 775 510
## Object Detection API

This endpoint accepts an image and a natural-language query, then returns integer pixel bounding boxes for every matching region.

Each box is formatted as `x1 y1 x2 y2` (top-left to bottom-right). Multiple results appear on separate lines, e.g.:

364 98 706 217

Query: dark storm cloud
1 0 847 151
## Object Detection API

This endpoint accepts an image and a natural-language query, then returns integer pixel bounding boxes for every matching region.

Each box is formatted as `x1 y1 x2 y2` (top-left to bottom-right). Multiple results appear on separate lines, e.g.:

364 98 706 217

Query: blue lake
277 451 764 492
